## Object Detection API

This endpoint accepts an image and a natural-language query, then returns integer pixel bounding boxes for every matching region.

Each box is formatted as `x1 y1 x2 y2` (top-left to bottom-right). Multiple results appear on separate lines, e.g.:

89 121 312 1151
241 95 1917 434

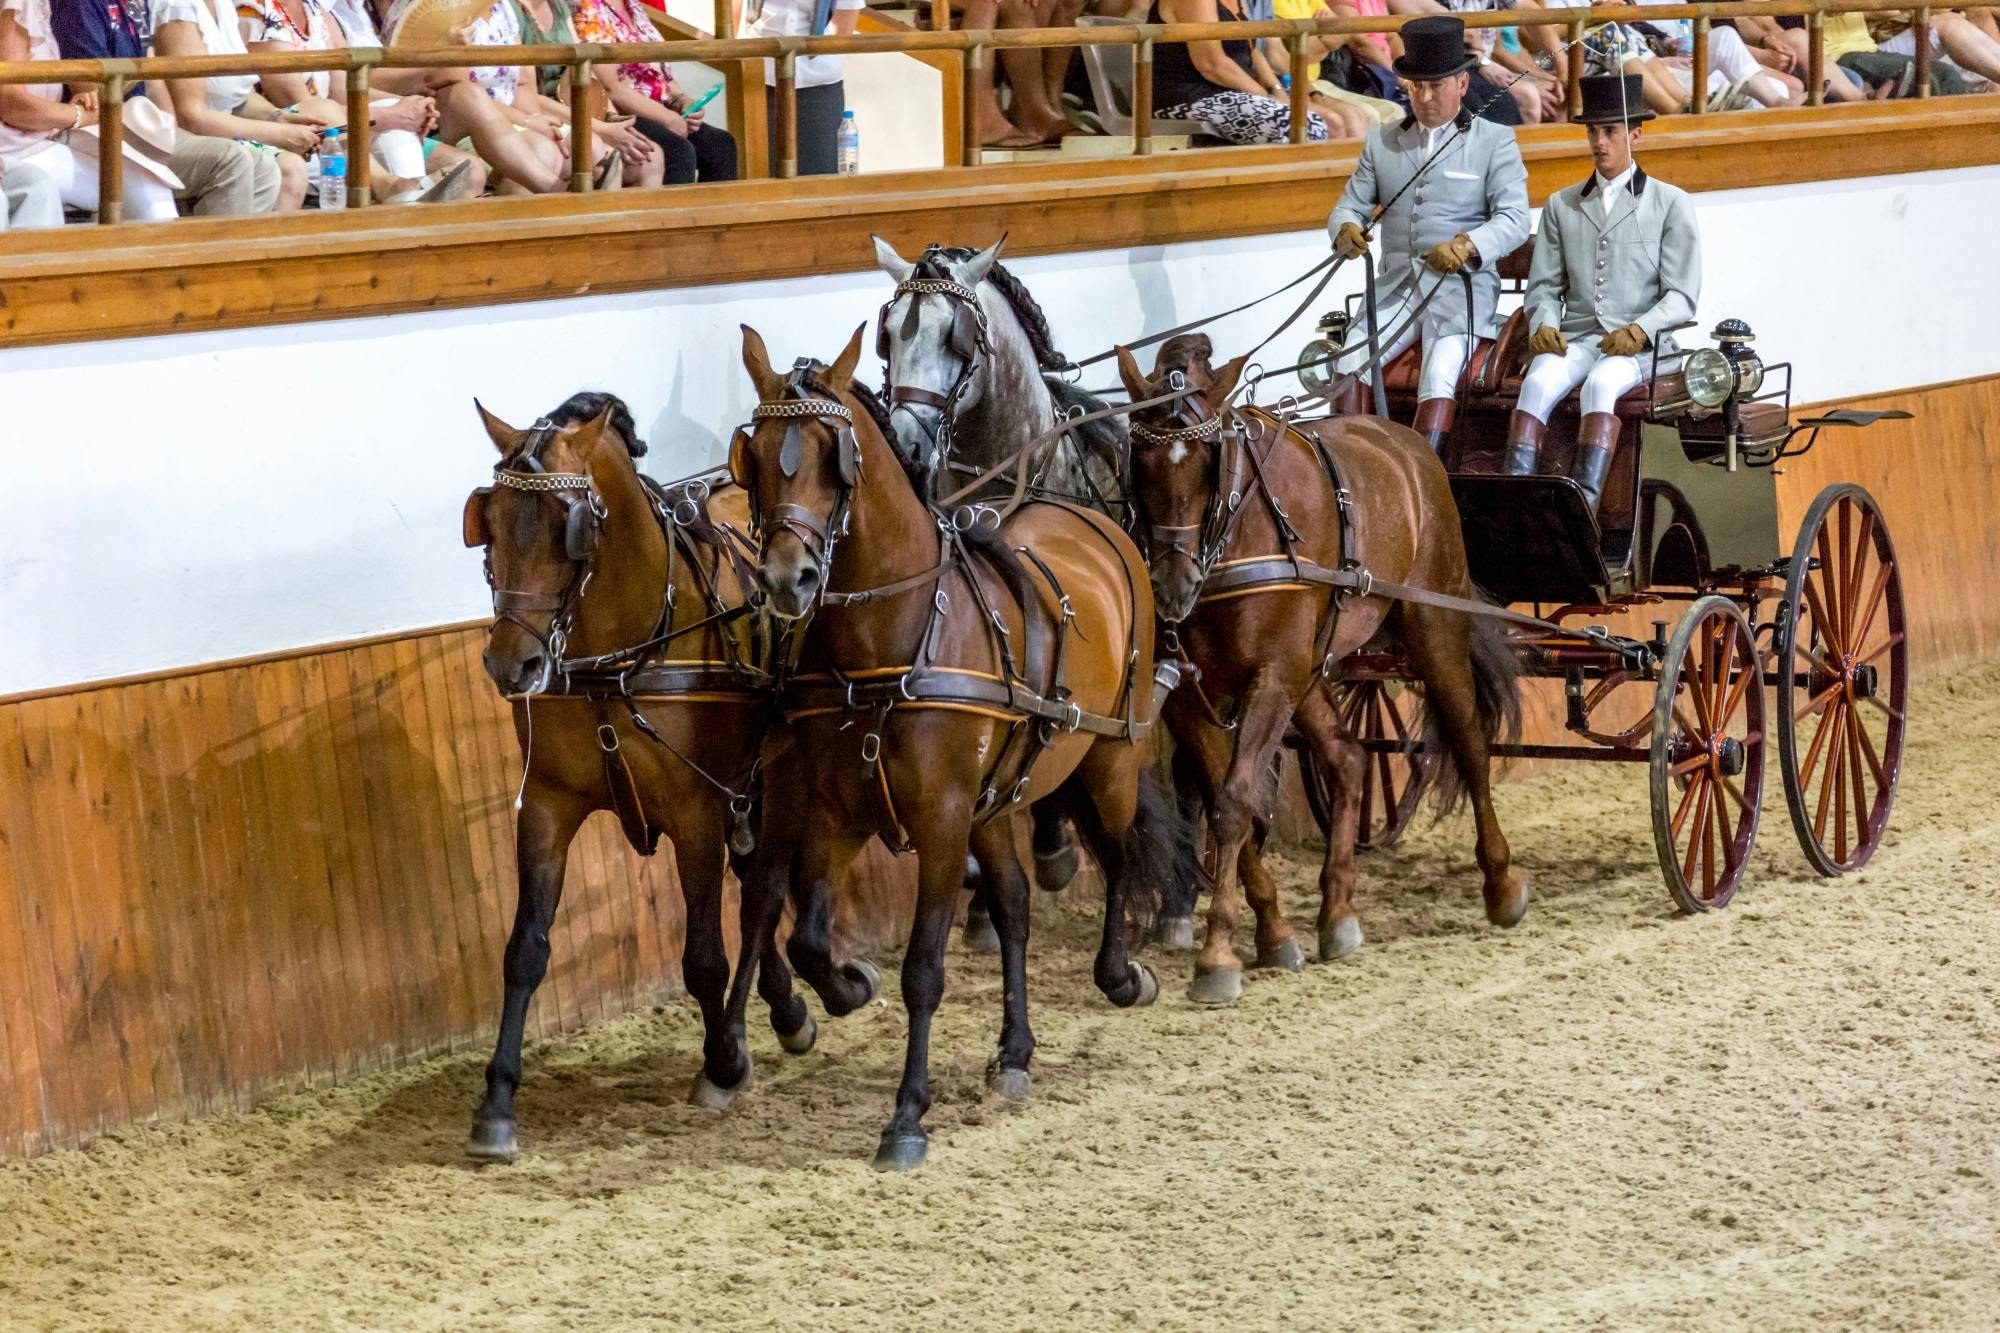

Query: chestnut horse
462 394 815 1161
730 325 1174 1170
1115 337 1526 1005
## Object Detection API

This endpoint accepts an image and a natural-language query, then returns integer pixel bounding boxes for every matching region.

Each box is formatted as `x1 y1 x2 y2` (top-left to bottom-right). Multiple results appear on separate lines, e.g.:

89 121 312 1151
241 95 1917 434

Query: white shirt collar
1593 164 1637 199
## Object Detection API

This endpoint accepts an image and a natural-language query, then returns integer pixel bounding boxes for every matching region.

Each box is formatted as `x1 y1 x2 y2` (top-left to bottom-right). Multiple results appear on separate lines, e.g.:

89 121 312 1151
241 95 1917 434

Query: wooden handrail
0 0 1987 217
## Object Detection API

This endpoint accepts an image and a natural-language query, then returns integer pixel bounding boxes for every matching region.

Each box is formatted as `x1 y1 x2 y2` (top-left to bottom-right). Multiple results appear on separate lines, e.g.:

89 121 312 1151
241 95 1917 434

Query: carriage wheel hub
1850 663 1879 700
1716 737 1746 778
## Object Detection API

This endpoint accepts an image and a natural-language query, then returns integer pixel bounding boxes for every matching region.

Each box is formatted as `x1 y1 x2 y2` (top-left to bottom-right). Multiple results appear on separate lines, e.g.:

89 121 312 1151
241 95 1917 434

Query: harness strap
592 701 663 855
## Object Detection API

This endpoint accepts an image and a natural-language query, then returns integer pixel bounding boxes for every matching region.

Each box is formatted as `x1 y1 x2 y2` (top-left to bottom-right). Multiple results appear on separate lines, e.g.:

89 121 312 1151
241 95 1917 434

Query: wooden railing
0 0 1990 220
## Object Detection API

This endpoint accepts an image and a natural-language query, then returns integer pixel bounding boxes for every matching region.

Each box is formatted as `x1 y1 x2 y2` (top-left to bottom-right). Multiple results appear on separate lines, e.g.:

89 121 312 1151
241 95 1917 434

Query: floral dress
571 0 673 104
236 0 336 97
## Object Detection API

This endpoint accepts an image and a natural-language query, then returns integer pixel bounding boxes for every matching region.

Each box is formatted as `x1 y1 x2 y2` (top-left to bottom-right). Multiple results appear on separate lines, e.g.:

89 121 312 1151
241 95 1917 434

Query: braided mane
914 245 1074 372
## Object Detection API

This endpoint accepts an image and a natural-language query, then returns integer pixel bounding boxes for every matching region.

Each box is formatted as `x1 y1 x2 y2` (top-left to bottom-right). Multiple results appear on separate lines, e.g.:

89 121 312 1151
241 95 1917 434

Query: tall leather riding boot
1503 410 1545 476
1570 412 1621 511
1412 397 1455 454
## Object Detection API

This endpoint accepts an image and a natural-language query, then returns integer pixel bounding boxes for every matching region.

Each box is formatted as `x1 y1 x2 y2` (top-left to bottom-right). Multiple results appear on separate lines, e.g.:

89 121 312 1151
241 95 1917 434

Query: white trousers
13 141 179 221
1 159 63 229
1334 313 1473 403
1516 343 1645 422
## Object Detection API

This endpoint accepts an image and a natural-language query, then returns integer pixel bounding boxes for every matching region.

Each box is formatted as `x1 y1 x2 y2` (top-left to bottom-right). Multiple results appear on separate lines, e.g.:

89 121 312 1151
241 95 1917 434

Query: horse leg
784 825 882 1017
968 816 1034 1099
1030 799 1081 892
961 858 1002 954
1239 815 1305 971
678 817 757 1110
468 785 589 1162
757 931 817 1055
1153 742 1209 951
875 802 977 1171
1192 671 1297 1004
1294 683 1368 960
1401 603 1527 926
1069 746 1162 1010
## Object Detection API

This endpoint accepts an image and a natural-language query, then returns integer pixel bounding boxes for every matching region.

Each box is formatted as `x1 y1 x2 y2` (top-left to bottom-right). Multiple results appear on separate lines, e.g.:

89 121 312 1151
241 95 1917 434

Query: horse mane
1152 333 1215 383
526 390 648 461
915 245 1074 373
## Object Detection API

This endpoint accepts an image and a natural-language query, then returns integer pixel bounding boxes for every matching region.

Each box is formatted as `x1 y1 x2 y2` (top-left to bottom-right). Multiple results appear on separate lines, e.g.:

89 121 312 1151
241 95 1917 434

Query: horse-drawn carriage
1288 248 1911 911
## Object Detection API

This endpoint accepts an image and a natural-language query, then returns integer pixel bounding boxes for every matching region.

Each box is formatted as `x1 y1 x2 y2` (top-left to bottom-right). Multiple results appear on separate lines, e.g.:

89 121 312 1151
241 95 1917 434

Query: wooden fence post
97 71 126 224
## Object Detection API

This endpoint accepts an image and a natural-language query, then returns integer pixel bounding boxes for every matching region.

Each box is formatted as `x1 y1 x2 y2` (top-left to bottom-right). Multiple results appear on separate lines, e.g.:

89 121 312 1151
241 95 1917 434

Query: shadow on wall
644 351 729 473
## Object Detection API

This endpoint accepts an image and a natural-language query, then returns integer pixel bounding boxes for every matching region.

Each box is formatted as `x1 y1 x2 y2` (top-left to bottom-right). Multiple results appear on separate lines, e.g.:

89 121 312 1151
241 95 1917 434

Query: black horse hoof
961 909 1001 955
466 1117 519 1164
777 1011 818 1055
1033 838 1080 893
1253 937 1308 972
872 1130 930 1172
986 1063 1032 1100
844 958 884 1006
1153 915 1197 951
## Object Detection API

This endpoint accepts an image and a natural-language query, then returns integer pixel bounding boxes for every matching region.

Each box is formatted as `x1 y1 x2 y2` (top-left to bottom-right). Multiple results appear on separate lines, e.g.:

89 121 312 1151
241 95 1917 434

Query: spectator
566 0 738 183
1632 0 1805 108
1261 0 1399 137
380 0 657 192
0 0 183 219
1149 0 1330 143
1723 7 1870 102
0 156 61 228
736 0 863 176
956 0 1081 146
44 0 285 216
1404 0 1562 124
150 0 314 209
1869 10 2000 88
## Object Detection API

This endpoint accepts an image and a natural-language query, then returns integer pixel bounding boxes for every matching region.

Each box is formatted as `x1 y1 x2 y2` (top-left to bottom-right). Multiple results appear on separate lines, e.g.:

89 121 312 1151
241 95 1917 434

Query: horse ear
871 233 916 284
1113 345 1149 402
957 234 1006 287
475 399 523 457
1208 354 1251 406
740 324 785 402
579 408 627 490
828 323 867 394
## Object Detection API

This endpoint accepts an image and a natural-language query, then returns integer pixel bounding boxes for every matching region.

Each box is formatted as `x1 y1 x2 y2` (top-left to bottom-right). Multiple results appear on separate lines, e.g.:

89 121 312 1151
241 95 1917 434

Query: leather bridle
876 262 990 481
1127 375 1253 618
730 363 864 614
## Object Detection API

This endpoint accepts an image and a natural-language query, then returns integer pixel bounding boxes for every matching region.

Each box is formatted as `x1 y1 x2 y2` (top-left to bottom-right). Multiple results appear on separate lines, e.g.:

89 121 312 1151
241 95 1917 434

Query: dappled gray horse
872 236 1132 940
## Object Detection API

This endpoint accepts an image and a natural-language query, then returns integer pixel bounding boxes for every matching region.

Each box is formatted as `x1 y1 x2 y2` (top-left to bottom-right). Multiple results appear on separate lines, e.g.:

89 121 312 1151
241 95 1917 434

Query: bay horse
462 394 818 1161
730 324 1173 1170
871 234 1132 930
1115 336 1527 1006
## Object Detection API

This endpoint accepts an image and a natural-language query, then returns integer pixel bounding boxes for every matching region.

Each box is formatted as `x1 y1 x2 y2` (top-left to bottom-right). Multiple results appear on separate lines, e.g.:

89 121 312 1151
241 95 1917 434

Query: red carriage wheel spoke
1851 553 1894 654
1835 501 1855 649
1682 776 1713 887
1798 697 1839 794
1845 715 1870 851
1710 621 1738 733
1719 641 1755 727
1719 774 1750 815
1812 525 1843 654
1670 751 1708 778
1671 771 1705 838
1858 694 1905 723
1794 675 1842 722
1814 703 1849 847
1853 713 1888 787
1675 701 1706 747
1842 505 1874 634
1859 632 1905 668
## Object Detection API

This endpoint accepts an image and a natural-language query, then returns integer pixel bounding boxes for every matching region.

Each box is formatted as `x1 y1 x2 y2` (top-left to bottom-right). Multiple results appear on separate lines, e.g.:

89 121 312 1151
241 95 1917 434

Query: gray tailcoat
1525 166 1702 350
1326 110 1530 340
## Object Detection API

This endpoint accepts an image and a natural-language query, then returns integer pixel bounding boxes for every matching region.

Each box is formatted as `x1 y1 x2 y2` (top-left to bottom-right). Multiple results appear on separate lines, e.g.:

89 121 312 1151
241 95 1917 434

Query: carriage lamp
1683 318 1765 409
1297 309 1352 397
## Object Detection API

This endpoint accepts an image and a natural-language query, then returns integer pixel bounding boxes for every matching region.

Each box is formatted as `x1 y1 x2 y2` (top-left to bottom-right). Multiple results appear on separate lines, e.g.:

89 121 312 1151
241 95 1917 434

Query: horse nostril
794 565 820 593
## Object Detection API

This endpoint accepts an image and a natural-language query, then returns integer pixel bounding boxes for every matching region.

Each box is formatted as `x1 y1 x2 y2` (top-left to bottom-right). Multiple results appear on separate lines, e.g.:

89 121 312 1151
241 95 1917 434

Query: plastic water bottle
320 128 347 210
836 110 859 176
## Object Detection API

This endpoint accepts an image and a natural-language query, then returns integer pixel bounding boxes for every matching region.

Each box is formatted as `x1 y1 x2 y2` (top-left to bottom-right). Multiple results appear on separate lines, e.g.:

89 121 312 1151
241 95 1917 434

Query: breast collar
1581 165 1650 199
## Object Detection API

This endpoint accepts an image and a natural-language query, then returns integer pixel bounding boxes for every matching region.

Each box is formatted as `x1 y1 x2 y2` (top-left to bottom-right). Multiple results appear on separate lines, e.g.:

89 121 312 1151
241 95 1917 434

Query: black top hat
1392 15 1478 81
1574 73 1656 125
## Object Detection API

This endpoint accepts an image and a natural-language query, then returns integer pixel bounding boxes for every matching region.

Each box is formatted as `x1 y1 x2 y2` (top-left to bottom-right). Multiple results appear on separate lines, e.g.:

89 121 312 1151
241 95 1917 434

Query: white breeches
12 141 179 221
1335 314 1473 402
1516 343 1645 422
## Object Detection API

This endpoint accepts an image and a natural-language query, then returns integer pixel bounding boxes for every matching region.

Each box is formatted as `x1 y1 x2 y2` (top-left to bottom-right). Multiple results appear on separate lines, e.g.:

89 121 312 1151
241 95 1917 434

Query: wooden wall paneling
441 631 516 1029
0 705 48 1157
70 686 168 1128
415 631 502 1045
296 651 403 1070
11 697 124 1141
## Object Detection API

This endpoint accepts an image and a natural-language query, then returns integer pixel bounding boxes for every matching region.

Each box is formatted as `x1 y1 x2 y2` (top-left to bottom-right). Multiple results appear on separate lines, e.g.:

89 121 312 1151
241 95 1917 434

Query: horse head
871 234 1008 474
732 323 871 622
1114 335 1249 624
465 394 651 694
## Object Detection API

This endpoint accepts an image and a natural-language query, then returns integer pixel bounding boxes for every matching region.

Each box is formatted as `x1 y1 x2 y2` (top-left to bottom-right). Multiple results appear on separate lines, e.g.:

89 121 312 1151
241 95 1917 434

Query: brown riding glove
1599 323 1649 357
1423 233 1478 275
1528 325 1567 358
1333 221 1371 259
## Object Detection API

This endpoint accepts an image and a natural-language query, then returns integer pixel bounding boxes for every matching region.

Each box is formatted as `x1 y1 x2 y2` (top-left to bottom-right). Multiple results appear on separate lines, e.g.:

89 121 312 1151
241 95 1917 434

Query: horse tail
1051 759 1176 940
1422 600 1523 816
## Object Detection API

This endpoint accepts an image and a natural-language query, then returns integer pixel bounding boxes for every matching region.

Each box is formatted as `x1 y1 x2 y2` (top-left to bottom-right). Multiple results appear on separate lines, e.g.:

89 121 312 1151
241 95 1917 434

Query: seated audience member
0 0 183 220
1262 0 1399 137
1868 9 2000 88
1724 7 1870 102
151 0 313 209
42 0 284 216
0 155 61 228
240 0 489 199
376 0 658 191
565 0 738 183
1414 0 1560 124
739 0 863 176
1149 0 1330 143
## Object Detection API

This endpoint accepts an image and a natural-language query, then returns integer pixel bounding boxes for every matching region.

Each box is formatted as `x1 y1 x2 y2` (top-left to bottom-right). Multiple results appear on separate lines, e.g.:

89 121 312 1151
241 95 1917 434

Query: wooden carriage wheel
1299 680 1431 850
1777 484 1907 875
1650 596 1767 913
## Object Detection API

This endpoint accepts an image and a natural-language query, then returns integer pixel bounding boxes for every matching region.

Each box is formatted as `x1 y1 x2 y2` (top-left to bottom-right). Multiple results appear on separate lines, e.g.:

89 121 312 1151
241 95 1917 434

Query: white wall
4 165 1996 697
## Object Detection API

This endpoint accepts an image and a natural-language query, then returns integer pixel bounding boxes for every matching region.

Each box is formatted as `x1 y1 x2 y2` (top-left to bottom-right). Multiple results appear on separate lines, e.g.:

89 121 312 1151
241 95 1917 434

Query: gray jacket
1327 110 1530 339
1525 167 1702 349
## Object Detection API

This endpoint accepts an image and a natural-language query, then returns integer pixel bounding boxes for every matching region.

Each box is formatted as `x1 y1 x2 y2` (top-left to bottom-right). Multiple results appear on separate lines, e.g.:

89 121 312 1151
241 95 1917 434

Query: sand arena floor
4 667 1999 1331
